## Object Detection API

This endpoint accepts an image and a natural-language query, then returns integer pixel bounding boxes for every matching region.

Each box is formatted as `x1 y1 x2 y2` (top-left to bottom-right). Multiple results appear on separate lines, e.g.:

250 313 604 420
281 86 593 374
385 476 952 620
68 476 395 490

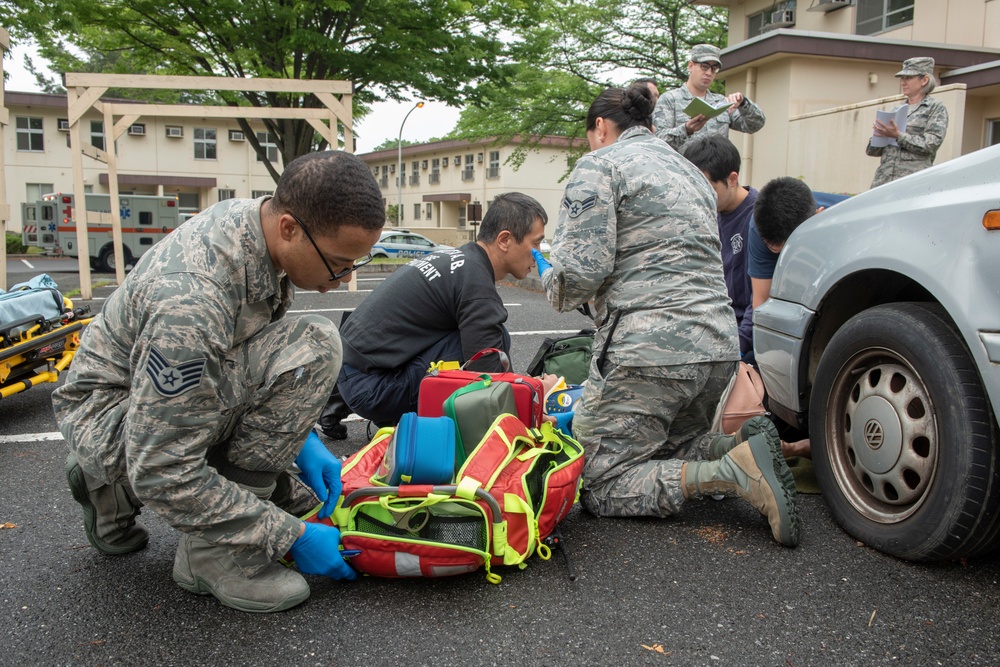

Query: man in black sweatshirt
320 192 548 432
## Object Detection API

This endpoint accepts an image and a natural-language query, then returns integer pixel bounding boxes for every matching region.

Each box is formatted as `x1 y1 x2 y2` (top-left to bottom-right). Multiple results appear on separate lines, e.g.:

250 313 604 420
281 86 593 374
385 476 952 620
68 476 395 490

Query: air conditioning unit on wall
770 9 795 26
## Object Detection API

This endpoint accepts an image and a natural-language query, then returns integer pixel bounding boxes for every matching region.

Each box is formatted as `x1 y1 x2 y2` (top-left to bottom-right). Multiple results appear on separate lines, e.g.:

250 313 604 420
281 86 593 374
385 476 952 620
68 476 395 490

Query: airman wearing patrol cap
867 56 949 188
653 43 766 152
896 56 935 77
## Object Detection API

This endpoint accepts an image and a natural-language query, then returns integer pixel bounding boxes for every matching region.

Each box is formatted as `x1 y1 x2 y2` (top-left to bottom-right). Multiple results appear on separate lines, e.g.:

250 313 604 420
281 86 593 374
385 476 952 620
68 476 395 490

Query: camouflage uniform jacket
653 85 766 152
541 126 739 367
52 198 304 557
866 95 949 188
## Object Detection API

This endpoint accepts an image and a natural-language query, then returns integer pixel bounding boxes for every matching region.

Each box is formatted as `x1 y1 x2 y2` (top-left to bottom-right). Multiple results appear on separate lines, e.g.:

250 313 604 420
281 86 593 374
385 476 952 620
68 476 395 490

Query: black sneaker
320 421 348 440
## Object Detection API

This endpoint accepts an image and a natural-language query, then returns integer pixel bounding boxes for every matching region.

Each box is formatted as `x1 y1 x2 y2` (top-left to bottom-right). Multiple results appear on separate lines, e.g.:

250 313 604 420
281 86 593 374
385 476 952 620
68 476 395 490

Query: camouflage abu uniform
541 126 740 517
866 95 949 188
52 198 340 574
653 86 765 153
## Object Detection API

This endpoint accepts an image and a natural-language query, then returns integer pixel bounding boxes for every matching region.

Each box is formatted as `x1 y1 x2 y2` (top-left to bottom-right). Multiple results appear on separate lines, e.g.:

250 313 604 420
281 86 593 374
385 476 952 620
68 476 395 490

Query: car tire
810 302 1000 561
98 245 132 273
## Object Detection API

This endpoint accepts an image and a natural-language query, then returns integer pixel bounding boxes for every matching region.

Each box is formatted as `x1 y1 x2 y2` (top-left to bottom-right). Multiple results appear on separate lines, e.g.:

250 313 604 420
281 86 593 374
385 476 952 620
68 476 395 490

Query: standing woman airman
867 57 949 188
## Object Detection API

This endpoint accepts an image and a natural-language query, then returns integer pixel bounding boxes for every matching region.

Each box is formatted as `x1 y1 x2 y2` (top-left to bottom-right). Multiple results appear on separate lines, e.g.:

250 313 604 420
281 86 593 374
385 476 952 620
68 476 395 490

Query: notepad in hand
683 97 733 120
871 105 908 148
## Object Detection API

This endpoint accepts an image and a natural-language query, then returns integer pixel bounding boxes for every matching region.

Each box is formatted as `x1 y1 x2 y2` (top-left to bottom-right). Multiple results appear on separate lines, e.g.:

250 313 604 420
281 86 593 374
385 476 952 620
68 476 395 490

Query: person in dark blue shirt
748 180 849 311
683 134 756 365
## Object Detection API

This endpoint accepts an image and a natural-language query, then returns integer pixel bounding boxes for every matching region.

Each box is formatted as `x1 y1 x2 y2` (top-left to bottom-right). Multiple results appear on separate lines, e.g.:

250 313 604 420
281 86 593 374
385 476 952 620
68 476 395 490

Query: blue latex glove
289 522 358 581
554 411 574 436
295 431 342 519
532 248 553 277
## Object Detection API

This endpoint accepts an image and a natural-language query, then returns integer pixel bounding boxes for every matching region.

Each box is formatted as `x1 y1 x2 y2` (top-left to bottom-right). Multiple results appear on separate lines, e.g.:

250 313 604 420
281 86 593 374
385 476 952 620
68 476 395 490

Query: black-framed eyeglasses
697 62 721 74
290 212 374 282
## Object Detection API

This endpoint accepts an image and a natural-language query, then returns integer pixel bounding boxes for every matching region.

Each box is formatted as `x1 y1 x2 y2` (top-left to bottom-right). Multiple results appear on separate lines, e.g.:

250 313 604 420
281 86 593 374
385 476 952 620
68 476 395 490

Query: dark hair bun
622 83 654 120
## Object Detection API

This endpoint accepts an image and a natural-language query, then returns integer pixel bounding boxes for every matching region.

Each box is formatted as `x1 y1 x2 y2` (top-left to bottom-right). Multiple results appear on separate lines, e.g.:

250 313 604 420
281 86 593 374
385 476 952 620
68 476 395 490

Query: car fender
762 144 1000 420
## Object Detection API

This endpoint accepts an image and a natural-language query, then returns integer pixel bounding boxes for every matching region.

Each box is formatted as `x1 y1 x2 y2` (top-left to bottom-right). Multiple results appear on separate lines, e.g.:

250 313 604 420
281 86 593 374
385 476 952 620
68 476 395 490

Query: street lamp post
397 101 424 227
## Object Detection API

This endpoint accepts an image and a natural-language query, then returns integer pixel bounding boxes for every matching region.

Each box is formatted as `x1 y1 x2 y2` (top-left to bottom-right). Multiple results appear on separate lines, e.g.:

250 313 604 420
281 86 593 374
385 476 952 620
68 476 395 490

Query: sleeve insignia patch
145 346 207 397
562 195 598 218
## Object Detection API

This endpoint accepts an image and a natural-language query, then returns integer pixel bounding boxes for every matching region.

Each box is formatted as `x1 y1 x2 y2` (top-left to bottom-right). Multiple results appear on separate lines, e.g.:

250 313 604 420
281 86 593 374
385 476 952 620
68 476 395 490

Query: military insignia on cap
563 195 598 218
145 346 207 397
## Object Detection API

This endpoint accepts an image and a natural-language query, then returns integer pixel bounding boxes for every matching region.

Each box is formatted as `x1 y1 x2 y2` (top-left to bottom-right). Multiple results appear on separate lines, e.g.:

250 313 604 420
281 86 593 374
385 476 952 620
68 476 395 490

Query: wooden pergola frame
63 73 354 298
0 28 11 292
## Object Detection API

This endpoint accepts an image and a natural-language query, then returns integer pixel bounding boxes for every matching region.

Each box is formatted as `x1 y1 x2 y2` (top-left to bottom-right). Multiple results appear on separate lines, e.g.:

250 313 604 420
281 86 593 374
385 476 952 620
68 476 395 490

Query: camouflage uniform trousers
64 314 339 562
576 359 738 518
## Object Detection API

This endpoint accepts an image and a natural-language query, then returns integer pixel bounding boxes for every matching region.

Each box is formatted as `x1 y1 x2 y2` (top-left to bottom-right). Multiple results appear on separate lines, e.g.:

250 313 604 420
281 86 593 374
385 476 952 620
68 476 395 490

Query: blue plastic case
379 412 457 485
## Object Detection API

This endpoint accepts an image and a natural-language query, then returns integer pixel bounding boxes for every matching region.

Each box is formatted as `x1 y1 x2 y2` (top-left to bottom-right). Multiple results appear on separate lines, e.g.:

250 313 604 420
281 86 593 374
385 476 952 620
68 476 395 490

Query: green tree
450 0 728 171
1 0 540 181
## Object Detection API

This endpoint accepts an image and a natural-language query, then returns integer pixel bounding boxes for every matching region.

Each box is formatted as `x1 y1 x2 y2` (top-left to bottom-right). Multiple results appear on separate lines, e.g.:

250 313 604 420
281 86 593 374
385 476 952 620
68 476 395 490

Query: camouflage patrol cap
689 44 722 66
895 57 934 77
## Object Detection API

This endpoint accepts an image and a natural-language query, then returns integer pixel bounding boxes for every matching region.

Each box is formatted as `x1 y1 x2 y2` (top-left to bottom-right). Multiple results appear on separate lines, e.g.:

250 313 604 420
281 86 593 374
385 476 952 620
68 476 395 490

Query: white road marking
0 431 64 444
20 259 35 269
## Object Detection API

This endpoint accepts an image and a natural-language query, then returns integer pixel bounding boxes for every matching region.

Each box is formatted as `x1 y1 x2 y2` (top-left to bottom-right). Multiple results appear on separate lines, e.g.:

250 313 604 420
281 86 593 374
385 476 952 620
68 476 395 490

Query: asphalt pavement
2 258 999 666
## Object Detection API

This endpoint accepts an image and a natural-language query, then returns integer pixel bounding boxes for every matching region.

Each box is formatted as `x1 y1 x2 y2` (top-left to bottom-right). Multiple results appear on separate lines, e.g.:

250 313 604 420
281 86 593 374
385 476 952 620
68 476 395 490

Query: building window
252 190 272 199
748 9 769 38
16 116 44 152
988 120 1000 147
414 203 422 220
487 150 501 179
90 120 105 151
410 160 420 186
458 204 467 228
256 131 278 162
218 189 236 201
856 0 914 36
380 165 389 188
425 203 433 220
26 183 54 202
462 153 475 181
194 128 217 160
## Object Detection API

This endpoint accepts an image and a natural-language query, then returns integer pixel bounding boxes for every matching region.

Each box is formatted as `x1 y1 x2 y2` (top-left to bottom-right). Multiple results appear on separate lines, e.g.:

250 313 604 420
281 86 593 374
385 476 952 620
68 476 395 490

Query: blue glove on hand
532 248 553 277
554 411 574 436
295 431 342 519
289 522 358 581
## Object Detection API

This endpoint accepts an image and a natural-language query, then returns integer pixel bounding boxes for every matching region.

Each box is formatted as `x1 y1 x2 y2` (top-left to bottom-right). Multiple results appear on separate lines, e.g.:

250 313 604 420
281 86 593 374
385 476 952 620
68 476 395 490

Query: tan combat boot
683 432 799 547
706 415 780 460
172 533 311 613
66 454 149 554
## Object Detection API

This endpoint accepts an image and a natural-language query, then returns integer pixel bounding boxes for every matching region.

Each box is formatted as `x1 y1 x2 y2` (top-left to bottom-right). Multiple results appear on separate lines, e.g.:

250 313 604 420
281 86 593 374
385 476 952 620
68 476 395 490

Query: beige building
696 0 1000 193
4 90 282 231
358 136 586 246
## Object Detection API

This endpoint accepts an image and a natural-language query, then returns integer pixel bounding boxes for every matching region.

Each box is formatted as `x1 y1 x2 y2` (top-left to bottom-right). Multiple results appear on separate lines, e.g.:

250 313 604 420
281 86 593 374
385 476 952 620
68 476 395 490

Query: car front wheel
810 302 1000 561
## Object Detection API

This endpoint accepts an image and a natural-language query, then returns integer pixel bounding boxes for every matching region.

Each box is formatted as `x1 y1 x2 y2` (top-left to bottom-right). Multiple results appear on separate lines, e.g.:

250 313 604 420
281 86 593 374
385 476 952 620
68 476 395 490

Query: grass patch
64 280 116 299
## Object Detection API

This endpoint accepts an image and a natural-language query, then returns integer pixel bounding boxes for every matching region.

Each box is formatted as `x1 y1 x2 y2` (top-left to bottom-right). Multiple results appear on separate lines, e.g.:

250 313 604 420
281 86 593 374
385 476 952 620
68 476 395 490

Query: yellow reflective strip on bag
456 476 482 500
492 520 508 557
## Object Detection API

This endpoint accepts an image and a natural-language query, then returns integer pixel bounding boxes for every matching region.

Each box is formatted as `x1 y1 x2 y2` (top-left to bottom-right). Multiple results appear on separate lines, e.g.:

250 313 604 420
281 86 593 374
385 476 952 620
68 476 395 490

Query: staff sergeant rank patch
146 346 207 397
563 195 598 218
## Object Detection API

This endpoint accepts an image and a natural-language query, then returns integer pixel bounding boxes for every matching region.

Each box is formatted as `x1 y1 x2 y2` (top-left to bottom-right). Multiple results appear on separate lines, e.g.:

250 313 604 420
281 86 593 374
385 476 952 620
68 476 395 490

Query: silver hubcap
830 354 937 523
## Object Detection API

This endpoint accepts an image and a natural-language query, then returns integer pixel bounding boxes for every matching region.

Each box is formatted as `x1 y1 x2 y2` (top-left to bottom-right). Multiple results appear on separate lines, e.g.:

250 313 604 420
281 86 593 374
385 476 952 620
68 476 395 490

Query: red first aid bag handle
461 348 511 373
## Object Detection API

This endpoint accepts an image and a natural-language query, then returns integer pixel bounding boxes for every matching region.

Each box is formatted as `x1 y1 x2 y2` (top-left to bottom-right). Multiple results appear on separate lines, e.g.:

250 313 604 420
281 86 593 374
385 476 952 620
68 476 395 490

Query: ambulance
21 193 183 272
